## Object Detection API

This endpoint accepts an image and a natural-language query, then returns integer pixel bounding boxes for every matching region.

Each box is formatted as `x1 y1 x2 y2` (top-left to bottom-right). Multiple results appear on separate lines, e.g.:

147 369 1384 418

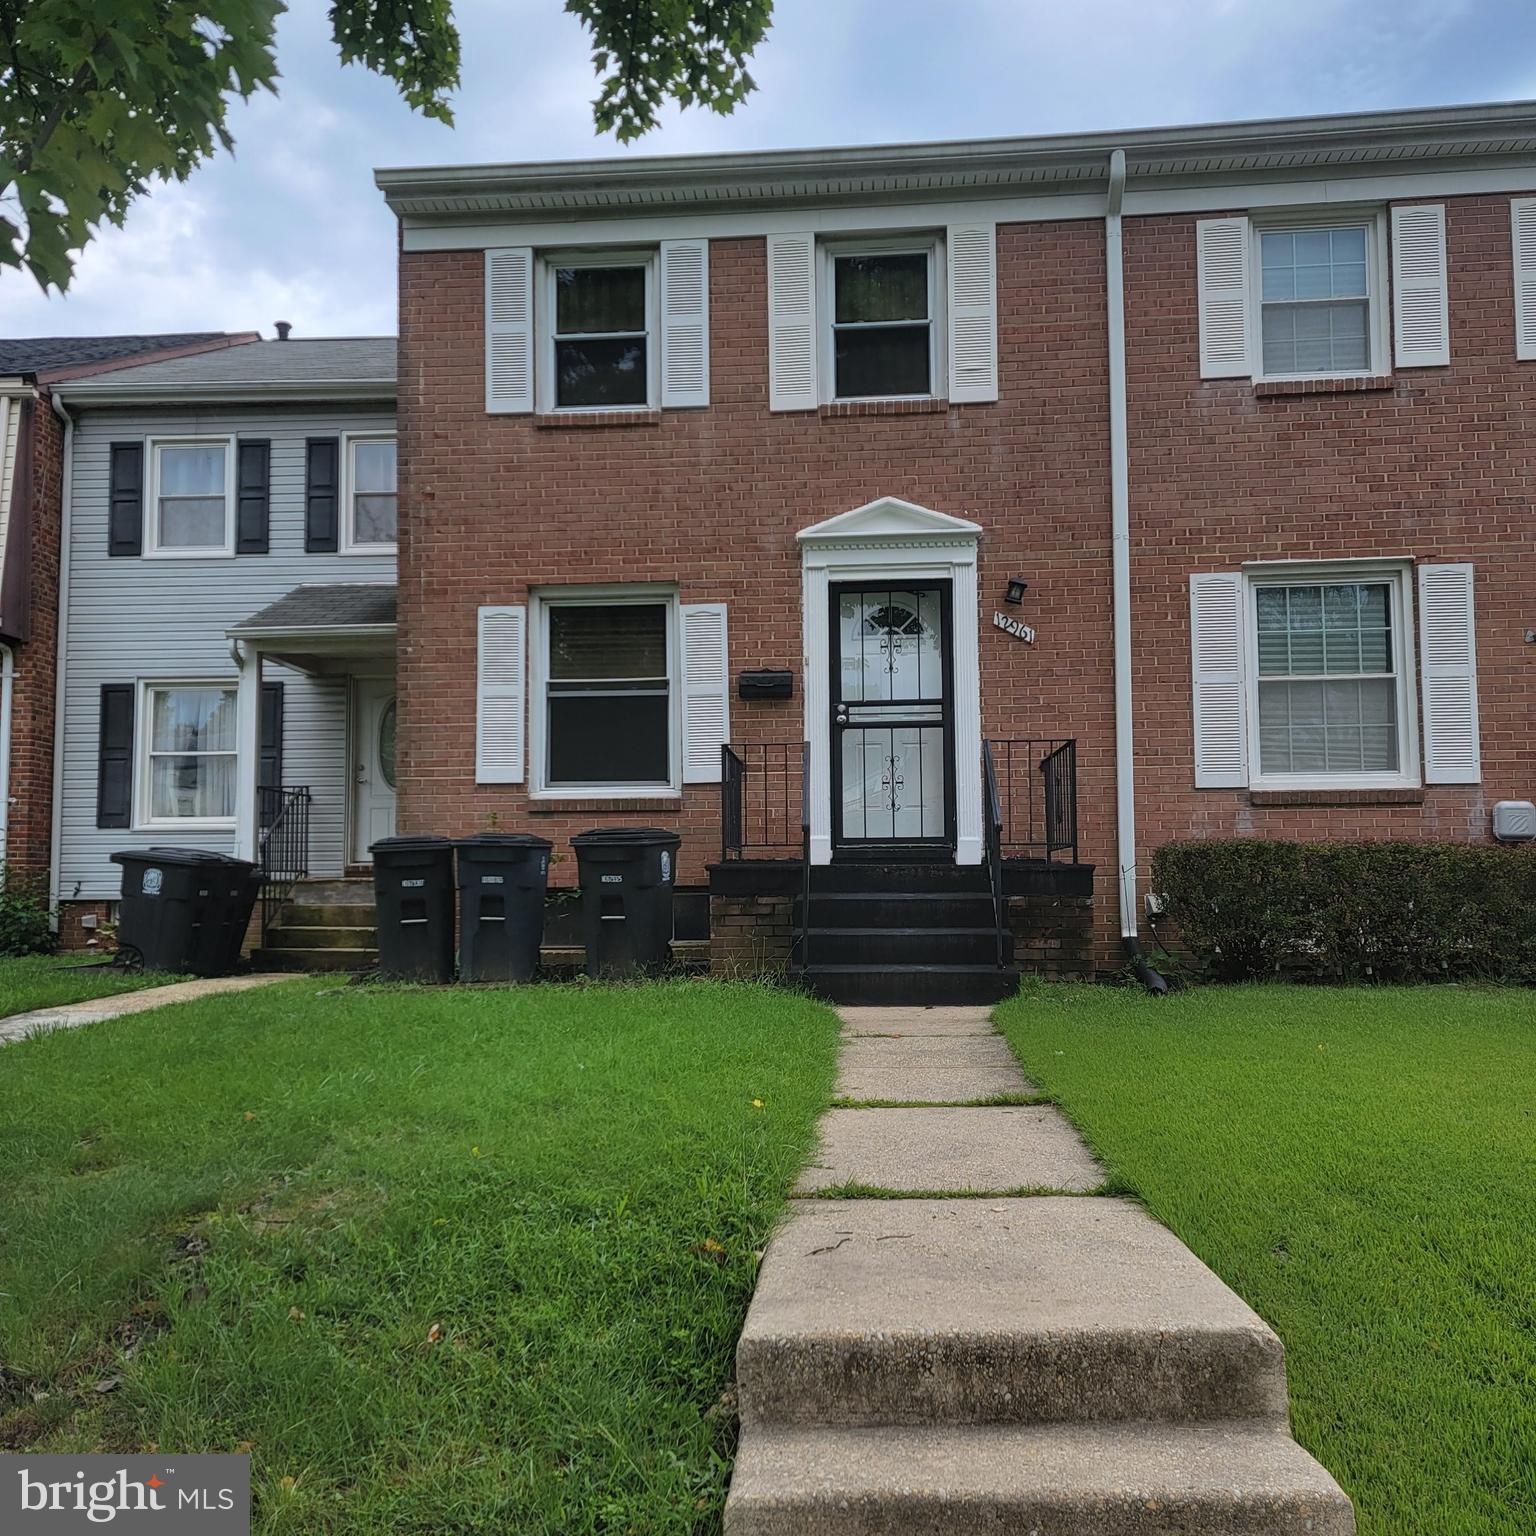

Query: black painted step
797 891 996 928
801 964 1021 1006
796 927 1002 967
810 863 992 894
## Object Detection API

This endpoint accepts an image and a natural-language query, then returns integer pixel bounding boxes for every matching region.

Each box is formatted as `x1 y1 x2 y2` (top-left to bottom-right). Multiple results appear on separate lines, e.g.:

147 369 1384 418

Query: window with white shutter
1196 217 1252 378
1190 572 1249 786
660 239 710 408
1391 204 1450 368
1510 198 1536 359
1417 563 1480 784
947 222 998 403
680 603 729 783
476 605 526 783
485 249 535 414
767 231 818 410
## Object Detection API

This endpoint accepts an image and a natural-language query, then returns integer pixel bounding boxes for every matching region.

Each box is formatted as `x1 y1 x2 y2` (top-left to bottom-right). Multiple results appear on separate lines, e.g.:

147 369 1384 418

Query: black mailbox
738 669 793 701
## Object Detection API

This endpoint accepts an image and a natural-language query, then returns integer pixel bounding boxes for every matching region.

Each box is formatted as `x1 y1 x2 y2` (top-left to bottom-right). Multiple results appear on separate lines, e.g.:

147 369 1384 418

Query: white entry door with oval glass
352 678 397 862
831 583 954 854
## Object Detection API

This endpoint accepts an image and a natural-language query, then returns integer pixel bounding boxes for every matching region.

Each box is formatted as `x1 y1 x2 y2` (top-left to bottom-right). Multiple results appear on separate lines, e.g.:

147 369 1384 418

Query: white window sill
530 788 680 801
339 544 398 557
1248 776 1420 794
131 820 238 834
143 548 237 561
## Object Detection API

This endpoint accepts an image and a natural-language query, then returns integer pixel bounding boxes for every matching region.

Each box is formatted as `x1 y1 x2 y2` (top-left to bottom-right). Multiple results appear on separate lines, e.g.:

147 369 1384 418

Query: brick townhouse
375 101 1536 1001
0 333 256 892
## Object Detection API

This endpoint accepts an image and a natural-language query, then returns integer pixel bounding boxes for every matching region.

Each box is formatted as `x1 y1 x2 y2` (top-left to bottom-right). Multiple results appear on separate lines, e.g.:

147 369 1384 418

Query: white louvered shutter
660 239 710 408
1190 573 1248 787
1196 217 1252 378
476 605 526 783
1511 198 1536 359
766 232 818 410
1417 564 1480 784
1392 205 1450 368
485 248 535 413
947 223 999 403
680 603 729 783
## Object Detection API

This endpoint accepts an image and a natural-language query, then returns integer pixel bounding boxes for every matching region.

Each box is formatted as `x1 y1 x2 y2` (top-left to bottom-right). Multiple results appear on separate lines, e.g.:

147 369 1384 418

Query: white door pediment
797 497 982 546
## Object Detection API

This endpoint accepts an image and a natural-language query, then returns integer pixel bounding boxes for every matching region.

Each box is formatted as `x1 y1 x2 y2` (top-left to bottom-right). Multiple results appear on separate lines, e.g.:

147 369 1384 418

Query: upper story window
139 682 237 824
1254 220 1381 379
822 240 942 401
149 439 233 557
545 254 656 410
345 434 397 551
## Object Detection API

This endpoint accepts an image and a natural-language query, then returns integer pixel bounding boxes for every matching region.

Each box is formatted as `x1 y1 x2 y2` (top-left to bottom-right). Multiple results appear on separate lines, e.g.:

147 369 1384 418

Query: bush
1152 840 1536 985
0 870 54 956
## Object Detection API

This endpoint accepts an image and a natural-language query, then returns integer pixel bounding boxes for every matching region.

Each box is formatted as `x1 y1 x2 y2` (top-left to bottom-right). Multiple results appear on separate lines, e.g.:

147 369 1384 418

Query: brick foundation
709 893 795 976
56 899 113 951
1008 893 1097 979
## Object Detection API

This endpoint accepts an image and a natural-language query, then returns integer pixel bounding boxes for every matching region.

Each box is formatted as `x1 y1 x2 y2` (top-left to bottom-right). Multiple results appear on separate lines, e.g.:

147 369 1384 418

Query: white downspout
47 390 74 924
0 642 13 868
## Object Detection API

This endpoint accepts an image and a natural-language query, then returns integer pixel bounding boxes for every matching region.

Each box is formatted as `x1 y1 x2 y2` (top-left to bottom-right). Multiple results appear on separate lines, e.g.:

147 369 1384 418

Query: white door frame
798 498 983 866
348 673 397 864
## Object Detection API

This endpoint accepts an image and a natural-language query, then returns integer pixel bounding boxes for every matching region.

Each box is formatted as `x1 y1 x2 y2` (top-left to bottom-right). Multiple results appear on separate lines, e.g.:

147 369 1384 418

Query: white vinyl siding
0 395 19 584
58 406 396 900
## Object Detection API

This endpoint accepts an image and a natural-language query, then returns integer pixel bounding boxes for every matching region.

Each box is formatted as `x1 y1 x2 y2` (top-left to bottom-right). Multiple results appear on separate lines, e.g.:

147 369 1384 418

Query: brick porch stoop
723 1004 1356 1535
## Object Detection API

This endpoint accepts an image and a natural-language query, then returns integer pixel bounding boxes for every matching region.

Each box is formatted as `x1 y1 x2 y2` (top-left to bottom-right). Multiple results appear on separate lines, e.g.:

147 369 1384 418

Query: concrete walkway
0 973 291 1044
725 1003 1356 1534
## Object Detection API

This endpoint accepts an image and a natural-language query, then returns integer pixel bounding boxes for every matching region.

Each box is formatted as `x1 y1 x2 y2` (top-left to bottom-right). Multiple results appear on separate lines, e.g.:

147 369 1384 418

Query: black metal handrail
987 739 1079 862
799 741 812 974
720 742 805 859
258 785 312 937
981 740 1007 969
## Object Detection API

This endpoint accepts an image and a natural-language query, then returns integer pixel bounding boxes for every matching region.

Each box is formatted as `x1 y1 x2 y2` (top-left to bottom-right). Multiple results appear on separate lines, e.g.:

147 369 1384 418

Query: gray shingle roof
232 584 397 634
0 333 230 375
63 338 396 394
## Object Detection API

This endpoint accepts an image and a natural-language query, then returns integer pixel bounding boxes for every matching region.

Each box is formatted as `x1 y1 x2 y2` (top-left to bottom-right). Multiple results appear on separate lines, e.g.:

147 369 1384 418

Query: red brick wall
1123 193 1534 924
397 224 1120 926
6 395 62 889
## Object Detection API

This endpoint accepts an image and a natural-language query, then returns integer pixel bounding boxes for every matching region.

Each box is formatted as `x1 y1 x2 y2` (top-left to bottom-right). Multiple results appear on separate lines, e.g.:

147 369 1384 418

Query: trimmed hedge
1152 840 1536 984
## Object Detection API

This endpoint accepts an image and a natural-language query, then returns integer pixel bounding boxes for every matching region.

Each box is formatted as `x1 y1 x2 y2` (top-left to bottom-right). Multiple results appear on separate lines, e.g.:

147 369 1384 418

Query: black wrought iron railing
721 742 807 859
982 741 1007 968
258 785 312 936
987 739 1079 863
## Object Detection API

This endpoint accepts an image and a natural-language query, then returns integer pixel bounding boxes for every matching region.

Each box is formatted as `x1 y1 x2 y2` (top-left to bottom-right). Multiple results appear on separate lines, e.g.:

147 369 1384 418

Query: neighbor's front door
830 582 955 854
352 678 397 863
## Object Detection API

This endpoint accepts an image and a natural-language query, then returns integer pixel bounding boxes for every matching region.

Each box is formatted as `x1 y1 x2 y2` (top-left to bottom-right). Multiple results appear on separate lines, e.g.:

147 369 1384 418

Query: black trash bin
455 833 553 982
371 835 455 983
110 847 260 977
571 827 681 979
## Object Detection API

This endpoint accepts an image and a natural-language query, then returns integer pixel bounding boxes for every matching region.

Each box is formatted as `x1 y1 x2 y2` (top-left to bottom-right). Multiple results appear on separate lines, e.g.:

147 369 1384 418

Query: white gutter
0 642 13 868
1105 148 1139 944
47 390 73 922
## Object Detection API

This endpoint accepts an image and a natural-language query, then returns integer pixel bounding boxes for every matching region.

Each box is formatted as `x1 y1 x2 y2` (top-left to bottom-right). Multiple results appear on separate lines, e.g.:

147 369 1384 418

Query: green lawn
996 981 1535 1536
0 953 179 1019
0 978 839 1534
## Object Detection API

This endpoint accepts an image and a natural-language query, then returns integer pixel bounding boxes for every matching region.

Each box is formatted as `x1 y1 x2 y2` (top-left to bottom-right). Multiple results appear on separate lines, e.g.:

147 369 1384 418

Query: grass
0 977 840 1534
995 980 1535 1536
0 953 179 1018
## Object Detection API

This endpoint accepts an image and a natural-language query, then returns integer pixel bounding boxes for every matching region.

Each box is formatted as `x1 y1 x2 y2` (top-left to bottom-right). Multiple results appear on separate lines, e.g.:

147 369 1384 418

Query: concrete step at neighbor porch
253 878 379 974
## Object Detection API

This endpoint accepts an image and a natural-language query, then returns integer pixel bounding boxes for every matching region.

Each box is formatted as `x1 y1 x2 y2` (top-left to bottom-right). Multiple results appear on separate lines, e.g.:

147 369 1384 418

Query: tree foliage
0 0 772 292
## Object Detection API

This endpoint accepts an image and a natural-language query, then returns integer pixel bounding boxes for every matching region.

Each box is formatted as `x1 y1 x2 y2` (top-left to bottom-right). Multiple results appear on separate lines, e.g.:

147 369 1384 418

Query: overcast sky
4 0 1535 340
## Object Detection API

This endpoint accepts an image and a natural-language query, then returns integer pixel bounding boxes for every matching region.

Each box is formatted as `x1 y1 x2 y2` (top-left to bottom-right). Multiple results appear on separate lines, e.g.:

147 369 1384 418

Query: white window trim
1242 558 1420 792
340 431 398 554
145 436 236 559
1248 209 1390 384
132 678 239 831
537 248 659 414
818 233 947 404
528 585 681 798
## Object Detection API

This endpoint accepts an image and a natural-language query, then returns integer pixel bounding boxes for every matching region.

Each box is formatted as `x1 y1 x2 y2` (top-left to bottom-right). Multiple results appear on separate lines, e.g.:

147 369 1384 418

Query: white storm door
352 677 398 862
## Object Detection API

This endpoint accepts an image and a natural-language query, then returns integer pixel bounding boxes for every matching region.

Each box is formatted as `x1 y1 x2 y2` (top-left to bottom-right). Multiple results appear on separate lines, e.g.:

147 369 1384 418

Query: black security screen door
830 582 955 853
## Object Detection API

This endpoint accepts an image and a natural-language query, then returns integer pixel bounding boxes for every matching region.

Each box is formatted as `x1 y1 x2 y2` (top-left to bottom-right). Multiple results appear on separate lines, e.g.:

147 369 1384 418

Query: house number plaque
993 611 1036 643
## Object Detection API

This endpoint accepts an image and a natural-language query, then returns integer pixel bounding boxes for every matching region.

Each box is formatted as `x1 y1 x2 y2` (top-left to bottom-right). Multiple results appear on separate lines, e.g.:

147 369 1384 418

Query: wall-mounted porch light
1003 578 1028 606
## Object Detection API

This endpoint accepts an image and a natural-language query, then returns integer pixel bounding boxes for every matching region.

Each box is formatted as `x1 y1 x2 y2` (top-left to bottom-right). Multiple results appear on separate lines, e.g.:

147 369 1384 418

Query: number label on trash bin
660 851 672 883
402 878 425 889
601 874 623 884
142 868 163 897
481 875 504 885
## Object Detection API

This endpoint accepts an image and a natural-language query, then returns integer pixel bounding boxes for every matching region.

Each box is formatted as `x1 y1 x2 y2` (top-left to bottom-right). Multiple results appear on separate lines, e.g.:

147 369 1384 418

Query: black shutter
236 439 271 554
107 443 143 557
305 437 339 552
258 681 284 830
96 684 135 828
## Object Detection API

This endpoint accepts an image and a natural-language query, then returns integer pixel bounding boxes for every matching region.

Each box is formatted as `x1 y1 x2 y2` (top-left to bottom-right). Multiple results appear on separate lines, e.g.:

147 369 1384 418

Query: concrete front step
737 1199 1290 1430
281 902 380 929
263 923 379 950
251 947 378 973
801 963 1020 1006
725 1421 1355 1535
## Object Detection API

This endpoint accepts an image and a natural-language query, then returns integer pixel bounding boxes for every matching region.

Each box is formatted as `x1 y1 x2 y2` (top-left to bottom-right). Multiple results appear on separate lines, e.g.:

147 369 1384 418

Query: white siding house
53 340 396 910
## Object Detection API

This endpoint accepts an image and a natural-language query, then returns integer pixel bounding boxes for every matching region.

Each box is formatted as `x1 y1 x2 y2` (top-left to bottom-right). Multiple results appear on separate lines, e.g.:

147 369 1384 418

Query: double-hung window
824 241 940 400
345 435 397 550
546 254 656 410
1256 221 1379 379
139 683 238 824
538 595 675 791
149 439 233 556
1249 569 1415 787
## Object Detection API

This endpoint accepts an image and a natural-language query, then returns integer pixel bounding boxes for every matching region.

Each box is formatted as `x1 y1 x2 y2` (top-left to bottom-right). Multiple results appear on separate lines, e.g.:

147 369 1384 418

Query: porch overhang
228 584 396 675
